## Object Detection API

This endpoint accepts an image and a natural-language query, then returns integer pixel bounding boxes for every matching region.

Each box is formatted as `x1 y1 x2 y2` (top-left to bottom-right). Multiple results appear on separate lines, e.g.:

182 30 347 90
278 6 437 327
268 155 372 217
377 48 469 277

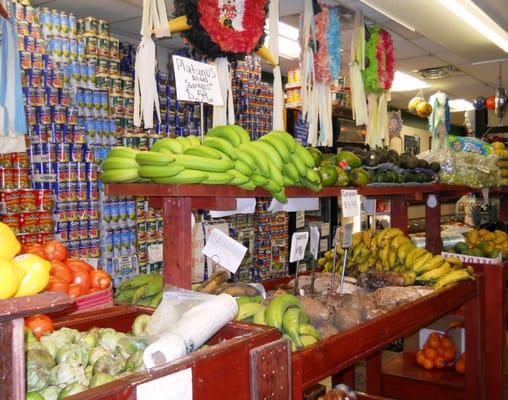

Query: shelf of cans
0 148 55 246
231 56 273 140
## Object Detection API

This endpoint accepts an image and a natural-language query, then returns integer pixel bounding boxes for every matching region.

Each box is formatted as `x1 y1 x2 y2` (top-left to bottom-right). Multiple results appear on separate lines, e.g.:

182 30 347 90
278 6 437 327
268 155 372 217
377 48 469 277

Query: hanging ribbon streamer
349 10 368 127
366 93 380 148
134 0 170 128
268 0 284 131
212 57 235 126
0 0 27 154
428 91 450 152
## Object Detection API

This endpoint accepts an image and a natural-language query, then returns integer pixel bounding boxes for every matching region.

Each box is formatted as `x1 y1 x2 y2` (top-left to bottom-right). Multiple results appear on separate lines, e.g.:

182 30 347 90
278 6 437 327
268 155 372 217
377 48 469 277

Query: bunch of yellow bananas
464 228 508 256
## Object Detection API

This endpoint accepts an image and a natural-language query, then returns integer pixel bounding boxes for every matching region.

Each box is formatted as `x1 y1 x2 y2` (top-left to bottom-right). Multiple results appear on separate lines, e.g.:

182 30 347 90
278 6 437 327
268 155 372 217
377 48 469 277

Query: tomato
25 244 47 259
45 276 69 294
66 259 93 273
90 270 111 290
25 314 54 339
72 269 90 293
68 283 83 298
50 260 72 284
43 240 67 262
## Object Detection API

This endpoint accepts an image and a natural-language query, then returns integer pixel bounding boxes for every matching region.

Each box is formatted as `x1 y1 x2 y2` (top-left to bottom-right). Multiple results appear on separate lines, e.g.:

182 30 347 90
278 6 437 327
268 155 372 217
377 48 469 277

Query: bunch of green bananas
101 125 321 203
234 293 321 351
317 227 475 288
114 273 163 308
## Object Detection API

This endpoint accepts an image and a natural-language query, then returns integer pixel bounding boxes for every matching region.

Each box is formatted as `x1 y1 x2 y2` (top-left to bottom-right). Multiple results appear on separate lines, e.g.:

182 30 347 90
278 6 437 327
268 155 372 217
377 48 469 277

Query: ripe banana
152 169 208 184
387 249 397 269
135 151 174 166
138 165 185 178
236 302 266 321
108 146 139 159
444 256 463 268
411 252 433 273
433 268 474 289
101 169 139 183
377 228 404 247
152 138 184 154
405 247 427 269
265 293 300 330
219 283 260 297
173 155 235 172
184 145 230 160
417 262 451 282
269 130 297 152
203 136 238 160
390 236 413 251
414 255 444 275
102 157 139 170
282 307 303 349
397 243 415 264
259 134 290 162
207 125 241 147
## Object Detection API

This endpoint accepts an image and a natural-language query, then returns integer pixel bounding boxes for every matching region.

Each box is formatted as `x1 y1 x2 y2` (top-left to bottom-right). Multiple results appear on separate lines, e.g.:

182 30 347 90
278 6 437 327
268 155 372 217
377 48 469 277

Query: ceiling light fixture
359 0 416 32
437 0 508 53
449 99 475 112
390 71 430 92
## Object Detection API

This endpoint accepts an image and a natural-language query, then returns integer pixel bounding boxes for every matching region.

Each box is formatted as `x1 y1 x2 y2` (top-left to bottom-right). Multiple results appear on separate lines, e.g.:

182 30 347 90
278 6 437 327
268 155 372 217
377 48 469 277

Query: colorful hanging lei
362 26 395 93
314 6 341 84
174 0 268 59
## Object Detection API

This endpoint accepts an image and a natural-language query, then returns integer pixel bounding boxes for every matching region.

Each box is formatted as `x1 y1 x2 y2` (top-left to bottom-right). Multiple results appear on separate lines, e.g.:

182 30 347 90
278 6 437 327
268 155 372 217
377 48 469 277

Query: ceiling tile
411 37 448 54
393 40 430 60
395 56 445 71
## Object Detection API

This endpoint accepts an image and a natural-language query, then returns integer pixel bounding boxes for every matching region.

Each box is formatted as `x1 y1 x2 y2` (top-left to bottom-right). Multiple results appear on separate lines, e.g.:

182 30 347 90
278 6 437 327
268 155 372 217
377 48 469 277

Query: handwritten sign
202 228 247 273
147 243 163 263
341 189 360 218
294 115 309 145
296 211 305 229
290 231 309 263
172 55 223 105
309 226 320 260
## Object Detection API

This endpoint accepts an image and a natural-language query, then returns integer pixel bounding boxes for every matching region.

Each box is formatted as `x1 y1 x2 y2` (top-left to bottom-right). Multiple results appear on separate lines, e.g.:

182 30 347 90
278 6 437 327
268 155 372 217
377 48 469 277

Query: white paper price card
296 211 305 229
319 238 328 252
309 226 320 260
320 222 330 237
290 231 309 263
137 368 192 400
341 189 360 218
172 55 223 105
147 243 163 263
202 228 247 273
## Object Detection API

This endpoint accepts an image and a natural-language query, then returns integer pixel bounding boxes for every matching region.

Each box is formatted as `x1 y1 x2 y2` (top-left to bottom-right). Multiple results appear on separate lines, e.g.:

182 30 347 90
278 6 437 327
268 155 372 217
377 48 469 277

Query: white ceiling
31 0 508 125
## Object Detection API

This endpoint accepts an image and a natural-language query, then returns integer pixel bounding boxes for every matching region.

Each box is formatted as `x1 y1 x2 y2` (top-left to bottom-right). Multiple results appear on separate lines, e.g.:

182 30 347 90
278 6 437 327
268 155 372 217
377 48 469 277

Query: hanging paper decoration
428 91 450 152
174 0 269 60
314 6 341 84
362 26 395 93
349 10 368 126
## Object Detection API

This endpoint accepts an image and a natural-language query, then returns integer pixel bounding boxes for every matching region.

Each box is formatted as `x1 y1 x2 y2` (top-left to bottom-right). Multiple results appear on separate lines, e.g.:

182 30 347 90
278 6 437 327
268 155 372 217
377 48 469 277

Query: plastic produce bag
142 286 238 368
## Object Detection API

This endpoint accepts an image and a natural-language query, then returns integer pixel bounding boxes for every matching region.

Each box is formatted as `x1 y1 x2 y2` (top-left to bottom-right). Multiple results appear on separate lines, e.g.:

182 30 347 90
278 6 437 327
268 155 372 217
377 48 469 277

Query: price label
290 231 309 263
147 244 163 263
319 238 328 252
202 228 247 273
342 223 354 249
137 368 192 400
320 222 330 237
309 226 320 260
296 211 305 229
341 189 360 217
172 55 223 105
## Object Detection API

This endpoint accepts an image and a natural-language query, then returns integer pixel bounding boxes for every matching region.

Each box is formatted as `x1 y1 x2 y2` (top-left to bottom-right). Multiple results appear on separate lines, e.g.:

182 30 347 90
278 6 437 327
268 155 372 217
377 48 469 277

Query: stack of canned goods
134 198 163 274
231 55 273 140
0 150 54 245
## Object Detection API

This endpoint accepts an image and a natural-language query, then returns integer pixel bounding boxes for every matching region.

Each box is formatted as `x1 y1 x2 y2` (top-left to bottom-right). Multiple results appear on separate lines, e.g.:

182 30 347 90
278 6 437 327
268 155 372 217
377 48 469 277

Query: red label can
35 189 53 211
0 190 21 213
1 213 20 234
37 232 53 244
0 168 15 189
0 154 13 168
18 233 39 245
12 152 29 168
19 212 38 233
14 168 30 189
37 211 54 232
19 189 37 211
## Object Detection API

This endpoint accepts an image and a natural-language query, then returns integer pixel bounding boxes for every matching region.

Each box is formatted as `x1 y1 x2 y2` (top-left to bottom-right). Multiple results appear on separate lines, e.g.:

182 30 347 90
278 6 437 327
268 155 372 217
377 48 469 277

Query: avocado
337 151 362 169
471 247 485 257
417 159 430 169
406 156 419 169
430 162 441 172
454 241 469 253
320 153 337 166
386 149 400 166
364 151 383 167
348 167 370 186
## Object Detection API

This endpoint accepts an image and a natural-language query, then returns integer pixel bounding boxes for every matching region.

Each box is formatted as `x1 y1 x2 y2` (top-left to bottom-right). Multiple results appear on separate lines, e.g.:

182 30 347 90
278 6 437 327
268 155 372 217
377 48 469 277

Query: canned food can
108 59 119 76
108 36 120 59
121 228 130 255
17 20 29 36
37 211 54 232
12 152 29 168
35 189 53 211
0 168 15 189
17 33 25 52
26 106 37 125
78 219 88 239
80 62 88 84
66 107 78 125
51 68 64 88
54 223 69 241
95 73 108 89
73 124 86 144
51 105 66 124
59 62 70 84
97 36 108 57
39 7 51 28
60 11 69 35
77 38 86 59
35 87 44 106
51 35 62 57
68 239 80 258
70 60 80 81
37 105 50 124
87 181 98 200
96 56 108 75
24 36 35 53
19 211 38 233
110 76 122 94
37 232 53 244
59 87 72 107
1 213 20 234
14 3 24 20
97 19 109 36
85 35 97 55
0 153 12 168
61 36 69 58
69 13 77 36
14 168 30 189
88 201 99 221
69 143 83 162
51 10 60 35
83 89 93 109
67 201 78 221
88 237 100 256
29 69 42 89
50 124 65 144
83 16 97 35
53 181 69 202
69 38 77 59
87 60 96 84
79 238 89 257
68 181 79 201
0 190 20 213
29 22 40 39
20 50 32 69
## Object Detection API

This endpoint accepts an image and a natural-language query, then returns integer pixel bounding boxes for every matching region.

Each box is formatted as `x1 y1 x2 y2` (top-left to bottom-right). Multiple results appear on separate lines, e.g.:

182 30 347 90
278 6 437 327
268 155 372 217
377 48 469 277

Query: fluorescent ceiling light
437 0 508 53
449 99 474 112
390 71 430 92
359 0 416 32
264 20 300 60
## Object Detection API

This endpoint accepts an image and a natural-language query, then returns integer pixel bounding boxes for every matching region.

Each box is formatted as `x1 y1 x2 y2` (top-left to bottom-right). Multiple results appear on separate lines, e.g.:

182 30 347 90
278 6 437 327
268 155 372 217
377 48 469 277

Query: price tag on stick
202 228 247 274
309 226 320 260
289 232 309 263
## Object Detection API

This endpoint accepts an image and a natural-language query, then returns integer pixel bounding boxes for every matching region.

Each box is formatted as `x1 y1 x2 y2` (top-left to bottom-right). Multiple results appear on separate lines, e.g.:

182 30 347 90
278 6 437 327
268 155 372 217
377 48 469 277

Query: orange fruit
423 358 434 370
455 355 465 374
428 335 441 349
440 336 454 349
436 346 445 356
434 356 447 369
416 351 426 366
443 348 456 361
424 347 438 360
428 332 441 341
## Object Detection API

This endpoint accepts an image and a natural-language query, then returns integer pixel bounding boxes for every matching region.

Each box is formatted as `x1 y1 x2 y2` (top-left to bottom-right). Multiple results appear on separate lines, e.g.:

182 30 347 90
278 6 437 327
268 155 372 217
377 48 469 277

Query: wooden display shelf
52 304 285 400
290 281 479 400
381 352 464 400
0 292 73 400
